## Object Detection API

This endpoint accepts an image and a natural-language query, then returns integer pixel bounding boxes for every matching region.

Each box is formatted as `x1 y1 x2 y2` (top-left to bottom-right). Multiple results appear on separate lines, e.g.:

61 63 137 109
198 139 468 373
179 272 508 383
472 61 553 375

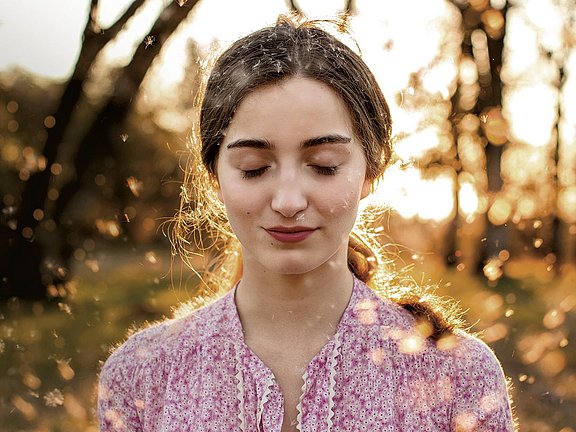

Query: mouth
264 226 317 243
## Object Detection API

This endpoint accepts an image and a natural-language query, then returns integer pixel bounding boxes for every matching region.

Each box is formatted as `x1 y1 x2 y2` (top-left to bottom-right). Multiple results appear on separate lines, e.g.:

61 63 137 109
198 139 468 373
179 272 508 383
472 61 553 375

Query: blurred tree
0 0 199 299
447 0 508 274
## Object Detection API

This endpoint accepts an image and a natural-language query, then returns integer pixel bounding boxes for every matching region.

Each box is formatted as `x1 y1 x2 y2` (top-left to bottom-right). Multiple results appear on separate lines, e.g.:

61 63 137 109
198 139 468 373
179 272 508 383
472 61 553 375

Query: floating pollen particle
56 359 75 381
482 257 503 282
399 334 425 354
454 411 478 431
144 35 155 49
518 373 528 382
127 176 143 197
11 395 37 420
44 389 64 407
96 219 121 237
370 347 386 365
58 303 72 315
85 259 100 273
145 251 158 264
22 372 42 390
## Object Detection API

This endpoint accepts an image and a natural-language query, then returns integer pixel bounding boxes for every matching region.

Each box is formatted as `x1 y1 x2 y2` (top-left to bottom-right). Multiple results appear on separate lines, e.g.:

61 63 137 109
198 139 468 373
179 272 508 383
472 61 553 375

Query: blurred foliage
1 69 182 258
0 248 187 431
0 73 61 202
435 264 576 431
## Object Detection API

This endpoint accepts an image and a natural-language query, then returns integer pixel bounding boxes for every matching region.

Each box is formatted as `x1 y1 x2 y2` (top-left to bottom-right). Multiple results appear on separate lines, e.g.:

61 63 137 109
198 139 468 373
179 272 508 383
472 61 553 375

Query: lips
265 226 317 243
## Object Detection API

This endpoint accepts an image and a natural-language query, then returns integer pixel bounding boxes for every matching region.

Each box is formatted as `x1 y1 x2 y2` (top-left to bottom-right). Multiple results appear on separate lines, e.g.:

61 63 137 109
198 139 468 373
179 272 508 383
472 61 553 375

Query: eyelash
241 166 339 179
241 167 268 179
314 166 339 176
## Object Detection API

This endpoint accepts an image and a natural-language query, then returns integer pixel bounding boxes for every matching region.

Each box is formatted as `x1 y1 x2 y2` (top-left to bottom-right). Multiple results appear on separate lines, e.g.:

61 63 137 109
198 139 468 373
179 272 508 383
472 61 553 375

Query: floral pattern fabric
98 277 514 431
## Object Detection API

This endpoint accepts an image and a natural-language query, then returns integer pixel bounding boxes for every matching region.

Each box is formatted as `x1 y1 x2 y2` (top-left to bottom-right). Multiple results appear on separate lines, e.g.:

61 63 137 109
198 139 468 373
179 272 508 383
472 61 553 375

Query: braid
347 232 377 283
347 230 462 341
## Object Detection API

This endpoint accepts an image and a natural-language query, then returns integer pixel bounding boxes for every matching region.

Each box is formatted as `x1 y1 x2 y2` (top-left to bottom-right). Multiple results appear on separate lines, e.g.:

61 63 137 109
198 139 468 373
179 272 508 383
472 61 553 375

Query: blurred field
0 249 574 431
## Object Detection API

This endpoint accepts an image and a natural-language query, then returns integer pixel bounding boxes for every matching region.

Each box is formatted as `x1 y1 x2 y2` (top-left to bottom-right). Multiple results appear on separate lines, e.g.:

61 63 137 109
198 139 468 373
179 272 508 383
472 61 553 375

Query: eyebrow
303 134 352 148
225 134 352 150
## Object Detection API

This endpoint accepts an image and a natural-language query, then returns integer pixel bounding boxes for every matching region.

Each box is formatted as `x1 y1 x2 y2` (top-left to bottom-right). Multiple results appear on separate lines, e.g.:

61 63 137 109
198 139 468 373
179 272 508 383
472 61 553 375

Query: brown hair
200 15 391 182
172 15 462 339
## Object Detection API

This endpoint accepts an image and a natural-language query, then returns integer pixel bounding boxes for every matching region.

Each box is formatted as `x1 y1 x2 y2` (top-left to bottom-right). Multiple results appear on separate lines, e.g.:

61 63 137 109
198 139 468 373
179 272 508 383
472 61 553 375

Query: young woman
98 15 515 432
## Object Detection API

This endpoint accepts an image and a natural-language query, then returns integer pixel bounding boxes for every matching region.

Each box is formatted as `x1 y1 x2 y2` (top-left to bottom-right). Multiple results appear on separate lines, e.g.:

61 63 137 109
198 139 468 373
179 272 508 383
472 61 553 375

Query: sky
0 0 91 78
0 0 140 79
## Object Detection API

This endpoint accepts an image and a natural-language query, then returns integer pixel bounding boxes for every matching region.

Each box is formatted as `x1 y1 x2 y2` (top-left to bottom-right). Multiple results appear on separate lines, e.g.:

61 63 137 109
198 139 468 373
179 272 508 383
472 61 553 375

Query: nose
270 174 308 218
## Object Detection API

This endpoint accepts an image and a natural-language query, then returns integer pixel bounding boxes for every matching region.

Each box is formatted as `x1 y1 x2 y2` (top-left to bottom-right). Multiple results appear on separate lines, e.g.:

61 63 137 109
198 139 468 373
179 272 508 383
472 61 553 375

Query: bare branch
75 0 147 78
103 0 147 41
286 0 301 13
89 0 99 25
85 0 100 34
344 0 355 15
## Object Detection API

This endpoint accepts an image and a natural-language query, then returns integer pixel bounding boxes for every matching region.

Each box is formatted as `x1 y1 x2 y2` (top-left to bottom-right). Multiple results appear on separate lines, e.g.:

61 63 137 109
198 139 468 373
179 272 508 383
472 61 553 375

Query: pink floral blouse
98 277 515 431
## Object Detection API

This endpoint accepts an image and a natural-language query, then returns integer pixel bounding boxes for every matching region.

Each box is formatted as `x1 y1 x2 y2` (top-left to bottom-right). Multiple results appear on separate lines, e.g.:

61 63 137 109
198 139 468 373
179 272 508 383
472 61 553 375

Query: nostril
270 186 308 218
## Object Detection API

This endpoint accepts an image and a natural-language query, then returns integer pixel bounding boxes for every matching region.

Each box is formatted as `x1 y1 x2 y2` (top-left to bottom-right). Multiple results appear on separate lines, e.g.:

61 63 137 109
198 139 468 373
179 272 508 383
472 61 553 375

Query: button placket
259 378 284 432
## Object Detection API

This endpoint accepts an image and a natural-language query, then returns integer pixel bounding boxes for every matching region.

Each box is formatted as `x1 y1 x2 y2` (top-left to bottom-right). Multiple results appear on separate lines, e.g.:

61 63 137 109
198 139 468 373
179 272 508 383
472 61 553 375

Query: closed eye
241 167 269 179
241 165 339 178
313 166 339 176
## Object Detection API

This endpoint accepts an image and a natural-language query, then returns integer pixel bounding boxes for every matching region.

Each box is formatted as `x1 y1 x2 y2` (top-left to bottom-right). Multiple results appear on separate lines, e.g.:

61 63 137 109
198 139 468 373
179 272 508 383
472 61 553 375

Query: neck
235 254 354 332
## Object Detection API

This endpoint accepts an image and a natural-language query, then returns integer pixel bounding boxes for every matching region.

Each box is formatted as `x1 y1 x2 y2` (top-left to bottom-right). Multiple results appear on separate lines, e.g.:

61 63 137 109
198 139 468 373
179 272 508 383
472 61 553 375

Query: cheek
317 182 362 217
219 184 261 222
215 166 239 206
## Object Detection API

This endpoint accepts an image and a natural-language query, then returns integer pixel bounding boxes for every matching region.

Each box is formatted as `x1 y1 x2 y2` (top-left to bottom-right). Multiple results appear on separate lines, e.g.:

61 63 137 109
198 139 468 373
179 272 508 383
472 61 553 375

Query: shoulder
98 293 237 429
355 278 506 369
352 279 514 427
446 333 515 429
100 291 235 380
447 330 508 383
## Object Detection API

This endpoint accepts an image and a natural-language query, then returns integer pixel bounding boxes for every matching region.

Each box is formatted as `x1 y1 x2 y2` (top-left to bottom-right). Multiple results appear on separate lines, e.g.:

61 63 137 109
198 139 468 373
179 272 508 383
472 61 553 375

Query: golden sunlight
458 180 481 221
505 85 558 147
6 0 569 237
362 164 455 222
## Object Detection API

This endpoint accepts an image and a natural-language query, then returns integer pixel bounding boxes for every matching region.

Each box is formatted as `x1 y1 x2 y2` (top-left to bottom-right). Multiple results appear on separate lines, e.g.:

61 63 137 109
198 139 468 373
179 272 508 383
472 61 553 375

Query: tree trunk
447 2 508 273
478 13 507 269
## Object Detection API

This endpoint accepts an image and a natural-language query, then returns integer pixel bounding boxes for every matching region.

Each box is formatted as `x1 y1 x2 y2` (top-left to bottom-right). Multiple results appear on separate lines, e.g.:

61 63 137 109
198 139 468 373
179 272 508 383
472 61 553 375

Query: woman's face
216 77 371 276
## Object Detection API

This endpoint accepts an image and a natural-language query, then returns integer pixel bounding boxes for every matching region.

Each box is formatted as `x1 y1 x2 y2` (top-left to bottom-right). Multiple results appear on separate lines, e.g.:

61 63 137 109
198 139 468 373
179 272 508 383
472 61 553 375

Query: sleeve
451 333 516 432
98 336 147 432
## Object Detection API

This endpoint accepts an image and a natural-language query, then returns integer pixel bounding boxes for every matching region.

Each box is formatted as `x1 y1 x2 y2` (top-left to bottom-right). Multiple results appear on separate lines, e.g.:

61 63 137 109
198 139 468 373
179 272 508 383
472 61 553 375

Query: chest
247 339 324 431
153 340 454 432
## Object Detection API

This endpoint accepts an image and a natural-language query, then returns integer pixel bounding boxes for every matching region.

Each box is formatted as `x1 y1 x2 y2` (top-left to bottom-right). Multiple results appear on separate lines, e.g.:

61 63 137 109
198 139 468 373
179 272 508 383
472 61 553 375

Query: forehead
222 77 355 144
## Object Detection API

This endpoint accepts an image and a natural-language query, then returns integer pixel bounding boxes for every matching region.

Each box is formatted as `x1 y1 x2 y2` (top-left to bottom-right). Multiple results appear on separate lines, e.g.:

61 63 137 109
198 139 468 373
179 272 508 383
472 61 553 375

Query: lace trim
257 373 275 431
327 332 342 431
234 343 246 432
295 370 309 432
